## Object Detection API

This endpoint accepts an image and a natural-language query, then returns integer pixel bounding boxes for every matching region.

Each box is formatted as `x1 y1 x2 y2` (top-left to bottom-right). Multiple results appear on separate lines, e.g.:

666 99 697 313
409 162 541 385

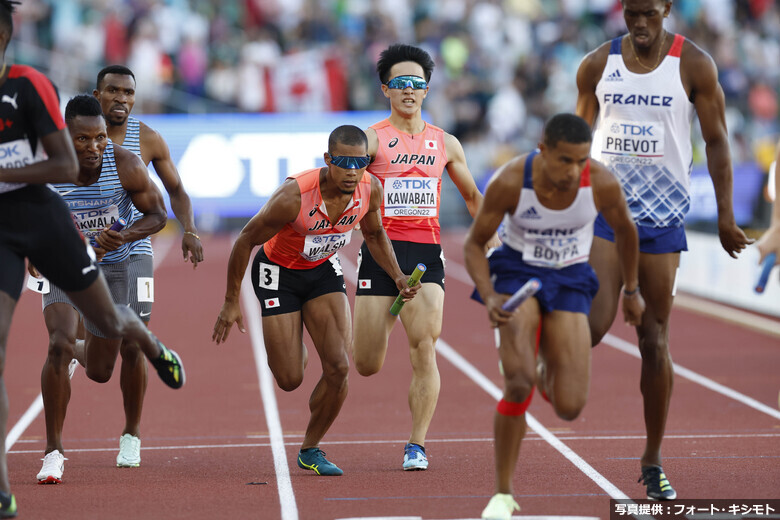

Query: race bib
600 118 665 166
0 138 37 193
136 277 154 302
301 232 351 262
384 176 438 218
70 204 121 238
26 274 50 294
521 230 589 268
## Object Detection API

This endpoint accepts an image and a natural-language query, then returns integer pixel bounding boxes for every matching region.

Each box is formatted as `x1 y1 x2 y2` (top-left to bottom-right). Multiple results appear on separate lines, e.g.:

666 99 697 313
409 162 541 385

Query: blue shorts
594 214 688 254
470 244 599 314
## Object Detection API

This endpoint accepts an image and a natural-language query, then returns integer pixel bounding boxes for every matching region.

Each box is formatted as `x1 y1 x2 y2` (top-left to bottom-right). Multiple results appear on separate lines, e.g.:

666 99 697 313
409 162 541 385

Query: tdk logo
610 123 654 136
392 178 432 190
520 206 542 219
605 70 622 82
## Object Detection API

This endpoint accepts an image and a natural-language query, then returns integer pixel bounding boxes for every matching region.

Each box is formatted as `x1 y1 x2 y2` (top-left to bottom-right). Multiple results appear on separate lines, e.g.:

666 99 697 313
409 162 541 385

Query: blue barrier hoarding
138 112 389 218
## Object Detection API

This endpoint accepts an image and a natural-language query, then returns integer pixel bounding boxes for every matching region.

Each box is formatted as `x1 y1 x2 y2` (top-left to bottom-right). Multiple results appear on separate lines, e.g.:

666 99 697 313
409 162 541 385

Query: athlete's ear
324 152 331 166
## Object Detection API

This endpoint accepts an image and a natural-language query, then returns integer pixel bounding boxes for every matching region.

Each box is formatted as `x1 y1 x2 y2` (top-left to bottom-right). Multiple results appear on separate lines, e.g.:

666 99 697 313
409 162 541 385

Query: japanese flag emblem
425 140 437 150
359 279 371 289
264 298 280 309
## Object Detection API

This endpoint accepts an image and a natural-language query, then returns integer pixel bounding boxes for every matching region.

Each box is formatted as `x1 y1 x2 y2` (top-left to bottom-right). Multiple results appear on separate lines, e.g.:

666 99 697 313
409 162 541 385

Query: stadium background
8 0 780 311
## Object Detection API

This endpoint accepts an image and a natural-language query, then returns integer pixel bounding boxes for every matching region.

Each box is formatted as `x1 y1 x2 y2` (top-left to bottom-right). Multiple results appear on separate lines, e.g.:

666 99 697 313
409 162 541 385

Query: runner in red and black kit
351 43 500 472
0 1 184 511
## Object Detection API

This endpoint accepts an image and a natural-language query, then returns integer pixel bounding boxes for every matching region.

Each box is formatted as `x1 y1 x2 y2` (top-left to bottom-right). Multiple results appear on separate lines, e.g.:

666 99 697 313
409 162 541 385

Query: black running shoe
0 491 17 518
151 341 186 389
639 465 677 500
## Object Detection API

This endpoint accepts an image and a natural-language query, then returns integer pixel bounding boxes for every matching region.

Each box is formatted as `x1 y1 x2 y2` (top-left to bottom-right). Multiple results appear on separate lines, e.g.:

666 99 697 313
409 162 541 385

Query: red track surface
5 231 779 520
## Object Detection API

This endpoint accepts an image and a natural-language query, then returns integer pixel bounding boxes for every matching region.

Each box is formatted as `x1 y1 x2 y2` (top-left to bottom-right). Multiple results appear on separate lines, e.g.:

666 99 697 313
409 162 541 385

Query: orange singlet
369 119 448 244
264 168 371 269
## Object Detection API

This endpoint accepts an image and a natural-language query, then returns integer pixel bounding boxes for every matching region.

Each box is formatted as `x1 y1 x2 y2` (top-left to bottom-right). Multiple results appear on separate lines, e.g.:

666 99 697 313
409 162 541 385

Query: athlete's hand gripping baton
755 252 776 294
389 263 426 316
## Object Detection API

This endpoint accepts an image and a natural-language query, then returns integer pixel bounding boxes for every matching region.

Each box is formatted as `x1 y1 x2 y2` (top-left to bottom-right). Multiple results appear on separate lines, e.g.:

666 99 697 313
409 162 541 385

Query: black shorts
0 185 98 301
251 246 347 316
355 240 445 297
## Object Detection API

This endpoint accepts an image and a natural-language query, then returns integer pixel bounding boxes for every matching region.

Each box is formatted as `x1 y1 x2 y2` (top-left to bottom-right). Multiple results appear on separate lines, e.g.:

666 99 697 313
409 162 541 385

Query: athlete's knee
119 340 143 363
322 351 349 384
503 374 534 404
553 394 587 421
47 330 76 361
409 339 438 370
85 363 114 383
274 369 304 392
353 343 382 376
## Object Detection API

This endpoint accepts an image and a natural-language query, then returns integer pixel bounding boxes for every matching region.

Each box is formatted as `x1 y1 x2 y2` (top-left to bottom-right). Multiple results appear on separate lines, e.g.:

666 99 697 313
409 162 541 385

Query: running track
4 231 779 520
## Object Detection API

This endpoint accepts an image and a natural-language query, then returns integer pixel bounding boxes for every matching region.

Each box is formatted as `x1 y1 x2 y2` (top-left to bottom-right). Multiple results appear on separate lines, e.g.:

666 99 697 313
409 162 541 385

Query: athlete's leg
262 311 306 392
537 310 591 421
587 236 622 346
66 277 163 362
119 336 147 437
351 294 395 375
494 298 540 494
299 292 351 449
636 252 679 467
398 283 444 447
40 303 80 455
0 291 17 494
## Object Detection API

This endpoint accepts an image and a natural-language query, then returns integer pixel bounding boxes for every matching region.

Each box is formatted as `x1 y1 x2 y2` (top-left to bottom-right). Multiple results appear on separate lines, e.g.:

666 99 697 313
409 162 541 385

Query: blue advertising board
138 112 389 218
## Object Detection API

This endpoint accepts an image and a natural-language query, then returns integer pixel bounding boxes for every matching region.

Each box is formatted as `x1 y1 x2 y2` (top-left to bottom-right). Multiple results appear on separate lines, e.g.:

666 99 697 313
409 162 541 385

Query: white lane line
445 256 780 421
9 430 778 455
338 254 642 510
602 333 780 421
241 276 298 520
6 236 175 453
435 339 631 501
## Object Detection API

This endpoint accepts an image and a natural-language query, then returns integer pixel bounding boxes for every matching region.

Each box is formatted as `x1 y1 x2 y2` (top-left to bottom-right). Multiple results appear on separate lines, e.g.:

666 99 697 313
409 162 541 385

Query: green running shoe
151 341 186 389
297 448 343 476
0 491 17 518
639 465 677 500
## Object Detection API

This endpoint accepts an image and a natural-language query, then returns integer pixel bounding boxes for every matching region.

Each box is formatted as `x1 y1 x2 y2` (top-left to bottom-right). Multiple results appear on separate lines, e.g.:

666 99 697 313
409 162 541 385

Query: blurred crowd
9 0 779 198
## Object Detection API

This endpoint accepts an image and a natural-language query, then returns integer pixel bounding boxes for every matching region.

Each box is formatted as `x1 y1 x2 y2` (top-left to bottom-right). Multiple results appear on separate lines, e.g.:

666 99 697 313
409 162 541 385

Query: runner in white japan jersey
576 0 752 501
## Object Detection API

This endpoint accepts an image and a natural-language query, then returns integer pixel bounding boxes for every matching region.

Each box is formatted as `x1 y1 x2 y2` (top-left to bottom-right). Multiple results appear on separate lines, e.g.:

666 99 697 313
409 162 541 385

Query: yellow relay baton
389 263 426 316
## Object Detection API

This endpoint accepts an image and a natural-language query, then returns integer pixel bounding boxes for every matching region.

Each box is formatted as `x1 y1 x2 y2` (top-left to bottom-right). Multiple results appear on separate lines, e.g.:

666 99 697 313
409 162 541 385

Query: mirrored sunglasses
329 155 371 169
385 75 428 90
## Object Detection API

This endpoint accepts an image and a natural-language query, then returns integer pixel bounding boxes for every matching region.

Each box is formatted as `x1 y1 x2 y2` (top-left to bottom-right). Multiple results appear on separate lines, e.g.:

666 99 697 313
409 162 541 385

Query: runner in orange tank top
351 44 500 471
213 125 418 476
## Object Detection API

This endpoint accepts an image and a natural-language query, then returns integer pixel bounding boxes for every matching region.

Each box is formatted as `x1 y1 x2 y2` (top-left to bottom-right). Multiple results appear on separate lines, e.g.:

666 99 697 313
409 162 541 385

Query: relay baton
109 218 127 232
755 252 777 294
501 278 542 312
389 263 426 316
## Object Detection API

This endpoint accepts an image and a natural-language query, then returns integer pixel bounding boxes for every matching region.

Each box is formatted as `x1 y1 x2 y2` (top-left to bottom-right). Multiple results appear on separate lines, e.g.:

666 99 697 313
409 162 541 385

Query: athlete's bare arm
756 141 780 266
365 127 379 161
0 129 78 185
213 180 301 344
139 121 203 266
575 43 610 126
360 175 419 298
590 161 644 325
681 41 752 257
95 145 167 252
463 156 523 326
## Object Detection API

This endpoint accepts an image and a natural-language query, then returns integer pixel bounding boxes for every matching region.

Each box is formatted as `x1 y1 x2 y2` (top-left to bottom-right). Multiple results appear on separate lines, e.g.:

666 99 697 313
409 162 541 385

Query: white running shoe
116 434 141 467
37 450 66 484
67 358 78 379
482 493 520 520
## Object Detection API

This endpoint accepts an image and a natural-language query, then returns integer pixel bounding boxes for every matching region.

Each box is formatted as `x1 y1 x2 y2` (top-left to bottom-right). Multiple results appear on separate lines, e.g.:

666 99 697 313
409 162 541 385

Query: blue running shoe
639 465 677 500
0 491 17 518
297 448 343 476
402 443 428 471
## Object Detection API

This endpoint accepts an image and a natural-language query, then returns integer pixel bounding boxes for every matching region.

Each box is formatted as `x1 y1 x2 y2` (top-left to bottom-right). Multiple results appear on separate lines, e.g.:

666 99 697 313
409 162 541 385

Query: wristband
623 286 640 296
184 231 201 240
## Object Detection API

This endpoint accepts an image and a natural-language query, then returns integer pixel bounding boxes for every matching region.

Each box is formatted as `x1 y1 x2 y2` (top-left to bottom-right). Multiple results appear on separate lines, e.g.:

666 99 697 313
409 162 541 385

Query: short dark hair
376 44 435 84
328 125 368 154
543 113 593 148
0 1 19 40
96 65 136 90
65 95 104 123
